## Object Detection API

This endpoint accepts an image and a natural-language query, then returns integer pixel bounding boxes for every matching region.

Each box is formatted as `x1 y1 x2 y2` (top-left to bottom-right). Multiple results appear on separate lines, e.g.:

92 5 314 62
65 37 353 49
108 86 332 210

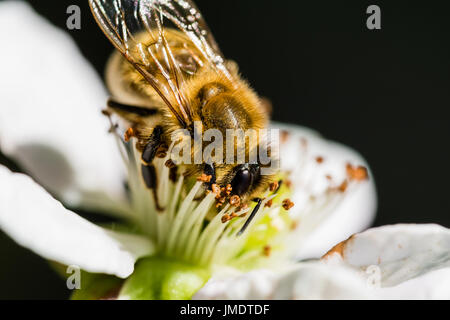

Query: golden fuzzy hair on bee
105 31 267 148
103 26 275 204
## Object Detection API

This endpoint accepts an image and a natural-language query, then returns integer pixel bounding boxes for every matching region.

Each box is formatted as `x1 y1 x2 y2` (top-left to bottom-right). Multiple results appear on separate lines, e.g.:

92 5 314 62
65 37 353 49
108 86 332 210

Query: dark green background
1 0 449 298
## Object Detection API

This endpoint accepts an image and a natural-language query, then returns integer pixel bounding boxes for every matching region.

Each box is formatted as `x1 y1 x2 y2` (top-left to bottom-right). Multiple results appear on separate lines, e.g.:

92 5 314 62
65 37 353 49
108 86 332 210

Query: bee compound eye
231 168 252 196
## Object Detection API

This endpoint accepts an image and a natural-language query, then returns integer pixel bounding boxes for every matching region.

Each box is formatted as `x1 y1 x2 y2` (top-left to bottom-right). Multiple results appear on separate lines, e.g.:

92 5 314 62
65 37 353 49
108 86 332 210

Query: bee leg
107 99 158 117
236 198 263 236
141 163 157 189
141 126 164 211
204 163 216 189
142 126 163 164
141 163 164 211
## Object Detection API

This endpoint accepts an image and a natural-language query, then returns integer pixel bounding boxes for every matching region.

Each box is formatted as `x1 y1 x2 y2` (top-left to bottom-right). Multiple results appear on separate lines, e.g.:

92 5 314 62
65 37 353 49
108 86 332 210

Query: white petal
194 262 374 300
194 268 278 300
323 224 450 287
0 1 126 213
272 263 373 299
0 165 154 278
273 122 377 259
377 267 450 299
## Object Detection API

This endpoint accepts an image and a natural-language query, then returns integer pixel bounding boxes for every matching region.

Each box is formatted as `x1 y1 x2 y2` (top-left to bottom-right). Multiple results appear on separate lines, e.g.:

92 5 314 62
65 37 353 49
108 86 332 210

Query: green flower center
120 140 294 270
120 256 210 300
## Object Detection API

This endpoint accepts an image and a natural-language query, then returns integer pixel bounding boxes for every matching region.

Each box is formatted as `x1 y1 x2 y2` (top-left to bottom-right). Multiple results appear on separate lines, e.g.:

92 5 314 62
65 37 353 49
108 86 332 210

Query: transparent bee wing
89 0 231 128
139 0 231 76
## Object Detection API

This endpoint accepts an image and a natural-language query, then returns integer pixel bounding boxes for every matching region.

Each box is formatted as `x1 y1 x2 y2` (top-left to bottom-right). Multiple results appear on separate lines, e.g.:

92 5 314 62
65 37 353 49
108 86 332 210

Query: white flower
197 224 450 299
0 1 449 300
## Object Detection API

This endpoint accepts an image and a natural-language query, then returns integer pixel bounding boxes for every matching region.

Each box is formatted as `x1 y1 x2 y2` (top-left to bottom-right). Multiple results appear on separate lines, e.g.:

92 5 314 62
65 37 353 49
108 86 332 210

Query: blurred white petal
194 262 373 300
194 269 278 300
0 165 154 278
378 267 450 299
273 122 377 259
272 263 373 299
323 224 450 287
0 1 127 214
197 228 450 299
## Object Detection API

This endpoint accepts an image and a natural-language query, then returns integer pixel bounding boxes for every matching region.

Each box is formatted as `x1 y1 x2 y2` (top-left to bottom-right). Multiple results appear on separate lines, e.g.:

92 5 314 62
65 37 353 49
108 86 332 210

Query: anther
156 151 167 158
269 181 278 192
197 174 212 183
338 181 348 192
263 245 271 257
211 184 221 198
346 163 369 181
124 127 135 142
221 214 231 223
229 195 241 207
282 199 294 210
280 130 289 143
165 159 176 168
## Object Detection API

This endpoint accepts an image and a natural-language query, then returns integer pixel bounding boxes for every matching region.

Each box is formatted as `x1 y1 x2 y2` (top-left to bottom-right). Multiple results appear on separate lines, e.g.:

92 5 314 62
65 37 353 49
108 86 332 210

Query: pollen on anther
165 159 176 168
338 180 348 192
290 220 298 230
265 199 273 208
263 245 271 257
156 144 169 158
225 184 232 195
221 214 231 223
282 199 294 210
229 195 241 207
346 163 369 181
269 181 279 192
156 151 167 158
124 127 135 142
280 130 290 143
197 174 212 183
211 184 221 198
216 196 226 208
285 180 292 188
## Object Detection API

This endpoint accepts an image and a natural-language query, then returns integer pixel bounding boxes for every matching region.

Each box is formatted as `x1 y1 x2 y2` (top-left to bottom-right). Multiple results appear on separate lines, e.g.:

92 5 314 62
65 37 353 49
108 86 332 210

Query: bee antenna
237 198 263 236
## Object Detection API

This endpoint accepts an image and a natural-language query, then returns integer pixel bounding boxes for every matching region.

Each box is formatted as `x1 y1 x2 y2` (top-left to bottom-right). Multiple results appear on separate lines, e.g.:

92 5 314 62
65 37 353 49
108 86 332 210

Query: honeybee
89 0 279 233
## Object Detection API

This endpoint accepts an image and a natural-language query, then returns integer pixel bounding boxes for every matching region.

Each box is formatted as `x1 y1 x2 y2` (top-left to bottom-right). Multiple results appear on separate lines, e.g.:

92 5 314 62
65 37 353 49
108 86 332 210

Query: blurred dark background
1 0 449 298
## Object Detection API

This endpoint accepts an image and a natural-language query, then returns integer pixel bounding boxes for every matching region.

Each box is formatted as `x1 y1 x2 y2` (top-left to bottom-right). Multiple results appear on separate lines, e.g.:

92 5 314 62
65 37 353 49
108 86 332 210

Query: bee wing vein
89 0 232 128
